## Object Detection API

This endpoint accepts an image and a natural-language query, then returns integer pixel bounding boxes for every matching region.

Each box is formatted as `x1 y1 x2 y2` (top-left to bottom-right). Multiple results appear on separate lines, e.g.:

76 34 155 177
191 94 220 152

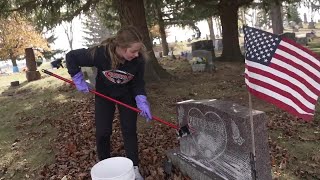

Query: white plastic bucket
90 157 135 180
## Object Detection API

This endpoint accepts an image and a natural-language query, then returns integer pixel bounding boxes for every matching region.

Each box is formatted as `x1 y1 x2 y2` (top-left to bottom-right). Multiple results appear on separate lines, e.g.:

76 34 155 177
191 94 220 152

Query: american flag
243 26 320 121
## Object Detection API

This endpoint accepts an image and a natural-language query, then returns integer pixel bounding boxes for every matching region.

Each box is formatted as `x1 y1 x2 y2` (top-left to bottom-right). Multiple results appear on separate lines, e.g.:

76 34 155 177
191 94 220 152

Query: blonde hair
90 26 147 69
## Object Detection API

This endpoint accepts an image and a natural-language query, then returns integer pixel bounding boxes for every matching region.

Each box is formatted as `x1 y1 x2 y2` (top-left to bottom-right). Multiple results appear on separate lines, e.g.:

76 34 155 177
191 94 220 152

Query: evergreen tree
287 3 301 24
82 11 114 47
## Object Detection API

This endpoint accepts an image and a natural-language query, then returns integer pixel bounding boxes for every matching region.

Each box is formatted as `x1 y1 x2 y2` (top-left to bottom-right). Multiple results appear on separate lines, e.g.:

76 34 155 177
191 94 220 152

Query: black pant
95 94 139 165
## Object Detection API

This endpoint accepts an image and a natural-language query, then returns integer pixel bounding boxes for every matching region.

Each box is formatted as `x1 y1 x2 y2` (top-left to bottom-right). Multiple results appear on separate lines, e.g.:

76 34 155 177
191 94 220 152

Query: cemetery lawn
0 68 89 179
1 53 320 179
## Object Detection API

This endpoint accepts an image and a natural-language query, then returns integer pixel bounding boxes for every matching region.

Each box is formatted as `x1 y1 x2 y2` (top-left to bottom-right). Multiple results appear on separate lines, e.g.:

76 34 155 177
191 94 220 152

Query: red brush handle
41 69 179 130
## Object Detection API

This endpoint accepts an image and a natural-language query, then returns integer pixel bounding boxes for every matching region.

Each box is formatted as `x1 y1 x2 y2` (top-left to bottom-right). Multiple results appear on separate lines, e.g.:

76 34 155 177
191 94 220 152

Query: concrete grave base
167 148 224 180
26 70 41 82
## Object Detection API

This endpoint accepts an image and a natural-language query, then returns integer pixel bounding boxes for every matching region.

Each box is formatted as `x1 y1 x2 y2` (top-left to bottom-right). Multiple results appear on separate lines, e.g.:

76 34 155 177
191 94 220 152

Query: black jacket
66 46 146 97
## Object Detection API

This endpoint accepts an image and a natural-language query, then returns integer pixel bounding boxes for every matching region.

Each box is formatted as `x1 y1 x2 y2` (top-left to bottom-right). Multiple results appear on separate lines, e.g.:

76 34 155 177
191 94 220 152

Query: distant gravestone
308 21 316 29
25 48 41 82
167 99 272 180
191 40 214 52
192 50 215 72
306 32 316 39
296 37 308 46
215 39 223 51
25 48 37 71
280 32 296 41
289 21 297 30
303 13 307 23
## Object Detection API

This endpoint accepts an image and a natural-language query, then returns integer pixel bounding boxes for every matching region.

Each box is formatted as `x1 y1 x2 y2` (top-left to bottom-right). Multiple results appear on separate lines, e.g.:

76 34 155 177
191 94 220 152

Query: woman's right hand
135 95 152 121
72 71 89 93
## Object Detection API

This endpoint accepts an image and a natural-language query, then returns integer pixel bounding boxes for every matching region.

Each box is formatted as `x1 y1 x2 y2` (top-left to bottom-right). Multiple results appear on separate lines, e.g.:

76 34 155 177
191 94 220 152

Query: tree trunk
115 0 170 81
10 52 18 72
215 17 222 37
156 4 169 56
63 21 74 50
241 8 246 25
270 1 283 34
11 57 17 67
219 4 243 61
207 17 215 41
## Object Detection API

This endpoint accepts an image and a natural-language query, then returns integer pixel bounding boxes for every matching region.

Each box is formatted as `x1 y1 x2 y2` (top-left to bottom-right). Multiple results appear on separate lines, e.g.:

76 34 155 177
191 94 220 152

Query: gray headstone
303 13 307 23
192 50 215 72
306 32 316 39
215 39 223 51
167 99 272 180
191 40 215 52
296 37 308 46
308 22 316 29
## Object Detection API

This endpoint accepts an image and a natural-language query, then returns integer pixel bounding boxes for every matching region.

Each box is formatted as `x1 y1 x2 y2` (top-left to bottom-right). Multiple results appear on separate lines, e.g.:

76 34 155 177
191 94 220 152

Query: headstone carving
25 48 41 82
167 99 272 180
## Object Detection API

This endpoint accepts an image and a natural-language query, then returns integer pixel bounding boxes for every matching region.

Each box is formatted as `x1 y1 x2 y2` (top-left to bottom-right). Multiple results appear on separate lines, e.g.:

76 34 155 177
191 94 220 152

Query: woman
66 26 152 180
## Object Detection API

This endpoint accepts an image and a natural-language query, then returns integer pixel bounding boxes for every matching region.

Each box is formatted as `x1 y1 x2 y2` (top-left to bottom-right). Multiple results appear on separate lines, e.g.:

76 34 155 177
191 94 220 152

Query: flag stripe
246 63 317 104
282 38 320 67
245 77 313 116
245 67 315 111
246 60 318 100
277 45 320 80
269 62 320 96
272 54 320 92
245 81 313 121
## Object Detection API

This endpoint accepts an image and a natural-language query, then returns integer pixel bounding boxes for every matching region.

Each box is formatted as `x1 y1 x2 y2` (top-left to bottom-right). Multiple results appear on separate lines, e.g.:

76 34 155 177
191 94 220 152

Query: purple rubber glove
72 71 89 93
135 95 152 121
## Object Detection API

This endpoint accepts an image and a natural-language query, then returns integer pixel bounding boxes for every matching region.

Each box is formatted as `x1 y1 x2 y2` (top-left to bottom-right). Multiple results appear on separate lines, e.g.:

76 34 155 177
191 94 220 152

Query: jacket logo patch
102 70 134 84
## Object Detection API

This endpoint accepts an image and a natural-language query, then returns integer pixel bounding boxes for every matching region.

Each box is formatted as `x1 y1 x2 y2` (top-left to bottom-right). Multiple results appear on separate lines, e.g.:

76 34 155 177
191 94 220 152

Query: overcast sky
51 5 319 53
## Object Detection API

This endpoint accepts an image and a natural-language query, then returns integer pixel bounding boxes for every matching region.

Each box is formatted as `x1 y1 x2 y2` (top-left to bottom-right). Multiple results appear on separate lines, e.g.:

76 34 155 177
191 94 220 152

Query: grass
0 67 88 179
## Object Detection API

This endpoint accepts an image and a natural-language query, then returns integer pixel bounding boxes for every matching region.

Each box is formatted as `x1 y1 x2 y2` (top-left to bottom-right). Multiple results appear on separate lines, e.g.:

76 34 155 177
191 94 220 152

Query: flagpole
248 92 257 179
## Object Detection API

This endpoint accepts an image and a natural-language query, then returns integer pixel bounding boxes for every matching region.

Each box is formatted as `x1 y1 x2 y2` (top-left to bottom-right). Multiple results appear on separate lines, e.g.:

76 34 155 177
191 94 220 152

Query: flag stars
244 26 281 64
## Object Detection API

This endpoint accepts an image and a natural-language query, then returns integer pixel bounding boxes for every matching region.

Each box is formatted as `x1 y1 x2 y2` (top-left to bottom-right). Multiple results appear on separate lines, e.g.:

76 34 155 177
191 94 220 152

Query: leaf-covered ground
0 59 319 180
